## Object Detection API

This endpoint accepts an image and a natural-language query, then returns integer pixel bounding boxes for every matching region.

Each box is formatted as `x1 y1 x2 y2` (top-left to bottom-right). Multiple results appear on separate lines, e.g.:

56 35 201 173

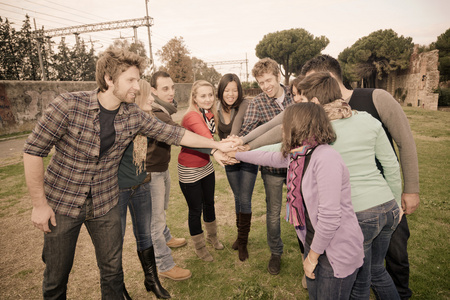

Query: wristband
307 255 317 266
211 149 218 155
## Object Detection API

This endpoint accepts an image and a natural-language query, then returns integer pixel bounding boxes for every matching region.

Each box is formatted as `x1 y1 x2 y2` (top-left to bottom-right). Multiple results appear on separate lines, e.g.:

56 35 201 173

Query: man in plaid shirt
23 48 234 299
239 58 294 275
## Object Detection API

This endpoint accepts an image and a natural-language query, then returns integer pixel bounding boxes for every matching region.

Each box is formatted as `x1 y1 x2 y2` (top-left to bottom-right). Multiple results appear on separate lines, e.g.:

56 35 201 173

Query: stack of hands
212 135 251 167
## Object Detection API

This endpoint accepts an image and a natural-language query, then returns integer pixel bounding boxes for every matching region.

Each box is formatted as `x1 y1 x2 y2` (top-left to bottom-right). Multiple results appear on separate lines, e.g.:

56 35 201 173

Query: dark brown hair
281 102 336 157
150 71 171 88
96 48 146 92
300 54 343 81
217 73 244 113
298 72 342 105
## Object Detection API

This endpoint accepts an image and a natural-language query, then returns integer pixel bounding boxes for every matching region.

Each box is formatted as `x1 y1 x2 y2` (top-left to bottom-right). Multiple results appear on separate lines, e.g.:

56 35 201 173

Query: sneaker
159 265 192 281
166 237 187 248
268 254 281 275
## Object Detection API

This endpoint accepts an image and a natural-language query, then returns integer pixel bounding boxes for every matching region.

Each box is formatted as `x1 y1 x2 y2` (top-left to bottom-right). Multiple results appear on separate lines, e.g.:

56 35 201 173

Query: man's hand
32 203 56 233
215 140 236 153
221 135 244 148
212 150 239 167
401 193 420 215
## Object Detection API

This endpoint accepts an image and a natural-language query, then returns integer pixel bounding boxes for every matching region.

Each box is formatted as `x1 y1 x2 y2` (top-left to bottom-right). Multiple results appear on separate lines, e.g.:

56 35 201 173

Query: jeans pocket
391 206 400 231
356 213 380 245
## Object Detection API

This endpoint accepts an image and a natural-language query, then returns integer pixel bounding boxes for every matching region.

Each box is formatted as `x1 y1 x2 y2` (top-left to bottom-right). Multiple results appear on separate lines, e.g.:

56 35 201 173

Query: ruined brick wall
0 81 192 135
386 47 439 110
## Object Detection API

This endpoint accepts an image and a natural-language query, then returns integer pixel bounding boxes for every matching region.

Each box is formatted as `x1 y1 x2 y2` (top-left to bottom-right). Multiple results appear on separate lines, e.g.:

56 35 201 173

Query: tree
18 15 42 80
0 17 20 80
338 29 414 88
192 57 221 85
51 38 74 80
255 28 329 85
156 37 193 83
434 28 450 81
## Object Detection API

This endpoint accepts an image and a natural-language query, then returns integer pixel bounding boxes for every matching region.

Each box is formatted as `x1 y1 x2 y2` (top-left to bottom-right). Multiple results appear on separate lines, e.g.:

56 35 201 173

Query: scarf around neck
133 134 147 175
152 95 178 116
199 108 215 134
285 140 318 230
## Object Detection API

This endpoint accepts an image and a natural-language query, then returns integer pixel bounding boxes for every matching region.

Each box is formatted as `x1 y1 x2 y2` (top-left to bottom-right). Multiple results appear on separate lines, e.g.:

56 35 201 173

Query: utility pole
145 0 155 73
33 18 47 81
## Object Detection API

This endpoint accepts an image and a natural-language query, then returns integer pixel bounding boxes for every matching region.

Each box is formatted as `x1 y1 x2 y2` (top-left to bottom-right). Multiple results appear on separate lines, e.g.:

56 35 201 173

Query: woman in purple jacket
232 102 364 300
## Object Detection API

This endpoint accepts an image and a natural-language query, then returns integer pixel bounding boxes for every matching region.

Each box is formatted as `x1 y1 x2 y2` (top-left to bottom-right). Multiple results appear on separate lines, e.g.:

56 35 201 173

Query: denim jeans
179 172 216 236
304 244 358 300
42 198 123 300
225 162 258 214
149 170 176 272
386 215 412 299
350 199 401 300
260 170 286 256
119 182 153 251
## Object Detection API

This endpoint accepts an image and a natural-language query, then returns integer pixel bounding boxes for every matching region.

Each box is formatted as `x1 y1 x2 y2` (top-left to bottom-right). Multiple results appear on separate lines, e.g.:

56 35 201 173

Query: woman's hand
303 252 319 279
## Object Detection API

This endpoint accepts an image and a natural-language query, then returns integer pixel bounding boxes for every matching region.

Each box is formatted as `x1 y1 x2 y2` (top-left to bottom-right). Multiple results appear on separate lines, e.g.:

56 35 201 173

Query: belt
130 173 151 190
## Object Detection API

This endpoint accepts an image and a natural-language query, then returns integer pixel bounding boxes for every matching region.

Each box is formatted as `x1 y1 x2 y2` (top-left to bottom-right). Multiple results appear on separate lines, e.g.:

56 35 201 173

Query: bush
437 87 450 106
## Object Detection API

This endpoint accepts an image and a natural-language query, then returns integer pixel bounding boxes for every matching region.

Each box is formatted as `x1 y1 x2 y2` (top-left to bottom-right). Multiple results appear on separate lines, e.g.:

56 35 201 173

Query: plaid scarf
285 141 318 230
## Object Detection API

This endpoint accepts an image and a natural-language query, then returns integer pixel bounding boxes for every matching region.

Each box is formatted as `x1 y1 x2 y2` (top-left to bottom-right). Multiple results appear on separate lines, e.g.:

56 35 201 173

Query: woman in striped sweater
178 80 224 261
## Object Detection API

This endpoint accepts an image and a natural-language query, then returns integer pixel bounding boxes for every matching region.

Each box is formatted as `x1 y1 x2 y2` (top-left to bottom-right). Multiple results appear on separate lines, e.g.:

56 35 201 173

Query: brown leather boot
232 213 239 250
238 213 252 261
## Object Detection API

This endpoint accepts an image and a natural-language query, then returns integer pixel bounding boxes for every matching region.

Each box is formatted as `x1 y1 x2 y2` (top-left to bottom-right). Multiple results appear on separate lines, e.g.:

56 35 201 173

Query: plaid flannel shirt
24 89 185 219
239 84 293 174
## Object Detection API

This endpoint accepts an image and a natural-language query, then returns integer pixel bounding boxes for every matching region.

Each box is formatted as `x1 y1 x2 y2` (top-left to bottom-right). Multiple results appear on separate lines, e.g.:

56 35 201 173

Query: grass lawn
0 107 448 299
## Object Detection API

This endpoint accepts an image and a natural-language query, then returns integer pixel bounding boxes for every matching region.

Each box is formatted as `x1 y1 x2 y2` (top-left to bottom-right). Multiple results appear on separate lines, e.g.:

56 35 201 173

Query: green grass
0 107 448 299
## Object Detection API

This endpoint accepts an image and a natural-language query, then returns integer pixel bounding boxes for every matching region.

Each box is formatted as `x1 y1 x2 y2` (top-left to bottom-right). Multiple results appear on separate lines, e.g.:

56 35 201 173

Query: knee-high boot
205 220 224 250
232 213 239 250
137 246 171 299
238 213 252 261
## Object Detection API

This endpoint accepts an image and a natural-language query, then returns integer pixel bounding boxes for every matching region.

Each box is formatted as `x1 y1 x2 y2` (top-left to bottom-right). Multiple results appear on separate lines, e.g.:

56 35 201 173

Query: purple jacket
236 144 364 278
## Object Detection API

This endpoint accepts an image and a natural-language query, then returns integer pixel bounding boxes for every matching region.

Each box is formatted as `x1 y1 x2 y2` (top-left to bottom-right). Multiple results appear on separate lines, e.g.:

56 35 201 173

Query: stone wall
0 81 192 135
385 47 440 110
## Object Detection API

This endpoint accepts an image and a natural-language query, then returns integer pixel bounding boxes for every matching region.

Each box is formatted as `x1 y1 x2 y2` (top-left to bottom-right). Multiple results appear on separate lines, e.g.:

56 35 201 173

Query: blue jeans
261 170 286 256
149 170 176 272
304 244 358 300
42 198 123 300
386 215 411 299
179 172 216 236
119 182 153 251
225 162 258 214
350 199 401 300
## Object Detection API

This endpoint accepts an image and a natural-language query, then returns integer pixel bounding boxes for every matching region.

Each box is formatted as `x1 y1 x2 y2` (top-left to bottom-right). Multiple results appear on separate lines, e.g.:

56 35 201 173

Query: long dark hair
281 102 336 157
217 73 244 113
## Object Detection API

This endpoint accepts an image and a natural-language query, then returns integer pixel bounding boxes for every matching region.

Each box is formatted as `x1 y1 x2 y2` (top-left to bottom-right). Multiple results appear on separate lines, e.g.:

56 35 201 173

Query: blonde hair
186 80 218 132
252 57 279 78
134 79 151 111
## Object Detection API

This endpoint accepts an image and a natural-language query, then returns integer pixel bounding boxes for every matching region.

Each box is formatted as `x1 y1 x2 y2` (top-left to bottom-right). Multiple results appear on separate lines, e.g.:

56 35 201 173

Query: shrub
437 87 450 106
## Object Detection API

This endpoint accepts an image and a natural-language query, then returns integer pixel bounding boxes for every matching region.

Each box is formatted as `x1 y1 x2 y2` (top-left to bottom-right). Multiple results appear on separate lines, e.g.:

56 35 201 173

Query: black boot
238 213 252 261
123 283 132 300
232 213 239 250
137 246 171 299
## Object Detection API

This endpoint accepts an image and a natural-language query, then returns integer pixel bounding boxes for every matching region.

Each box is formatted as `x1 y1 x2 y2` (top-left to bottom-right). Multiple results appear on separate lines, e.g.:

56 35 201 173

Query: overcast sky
1 0 449 81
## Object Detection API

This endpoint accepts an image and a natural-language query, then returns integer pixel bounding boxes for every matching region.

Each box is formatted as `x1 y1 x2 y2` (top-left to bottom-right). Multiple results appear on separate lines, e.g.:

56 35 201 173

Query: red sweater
178 111 213 167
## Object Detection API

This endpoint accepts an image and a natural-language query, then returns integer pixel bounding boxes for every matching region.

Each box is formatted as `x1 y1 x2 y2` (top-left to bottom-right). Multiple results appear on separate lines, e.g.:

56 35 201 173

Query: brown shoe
166 237 187 248
159 265 192 281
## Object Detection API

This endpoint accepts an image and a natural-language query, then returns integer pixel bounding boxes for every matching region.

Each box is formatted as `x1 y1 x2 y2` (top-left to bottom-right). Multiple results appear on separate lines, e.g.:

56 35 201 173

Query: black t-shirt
98 102 119 157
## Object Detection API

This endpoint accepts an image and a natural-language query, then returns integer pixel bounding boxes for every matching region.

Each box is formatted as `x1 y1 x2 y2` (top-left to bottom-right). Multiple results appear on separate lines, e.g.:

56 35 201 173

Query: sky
1 0 449 81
